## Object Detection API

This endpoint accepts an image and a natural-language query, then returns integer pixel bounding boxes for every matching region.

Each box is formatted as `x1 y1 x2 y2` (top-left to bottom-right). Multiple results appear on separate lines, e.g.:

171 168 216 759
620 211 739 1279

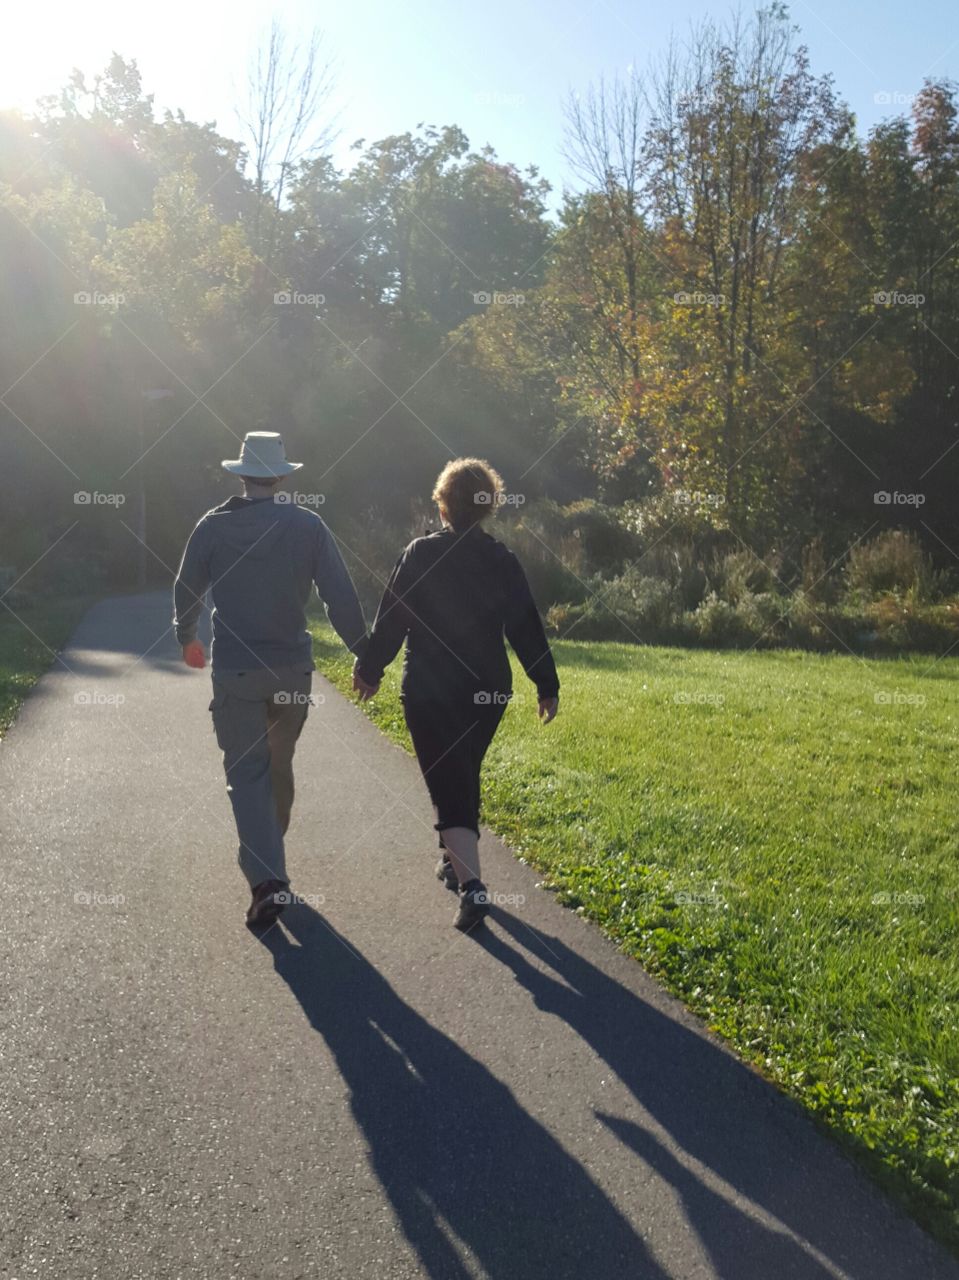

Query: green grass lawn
312 620 959 1249
0 597 91 737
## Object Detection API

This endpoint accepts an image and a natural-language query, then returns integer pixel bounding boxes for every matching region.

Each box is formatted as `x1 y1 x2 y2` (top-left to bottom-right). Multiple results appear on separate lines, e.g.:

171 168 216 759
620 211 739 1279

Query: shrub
545 568 683 643
865 595 959 649
691 593 755 646
514 499 642 578
844 530 935 600
709 548 782 604
602 569 681 632
624 491 728 548
687 590 791 647
800 536 839 604
500 517 589 608
558 499 644 574
546 602 628 642
635 541 709 610
735 591 788 644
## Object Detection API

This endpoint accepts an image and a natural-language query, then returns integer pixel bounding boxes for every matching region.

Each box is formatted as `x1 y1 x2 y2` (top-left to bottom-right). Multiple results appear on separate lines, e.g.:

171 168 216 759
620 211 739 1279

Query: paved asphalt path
0 592 956 1280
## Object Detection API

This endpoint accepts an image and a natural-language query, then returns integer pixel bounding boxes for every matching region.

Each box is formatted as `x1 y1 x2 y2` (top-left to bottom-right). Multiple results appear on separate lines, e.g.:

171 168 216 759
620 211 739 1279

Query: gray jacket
173 495 367 671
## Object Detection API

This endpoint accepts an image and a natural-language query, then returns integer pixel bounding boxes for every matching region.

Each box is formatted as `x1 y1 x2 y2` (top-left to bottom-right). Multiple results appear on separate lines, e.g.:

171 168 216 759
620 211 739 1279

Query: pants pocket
208 682 227 716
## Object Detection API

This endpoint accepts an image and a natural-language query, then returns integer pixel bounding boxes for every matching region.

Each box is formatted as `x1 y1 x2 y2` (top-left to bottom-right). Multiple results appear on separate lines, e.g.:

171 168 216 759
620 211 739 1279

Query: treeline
2 8 959 648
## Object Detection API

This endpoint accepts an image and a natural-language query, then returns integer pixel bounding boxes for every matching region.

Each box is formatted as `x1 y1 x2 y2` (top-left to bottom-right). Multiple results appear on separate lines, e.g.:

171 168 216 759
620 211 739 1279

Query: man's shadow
476 910 928 1280
258 902 669 1280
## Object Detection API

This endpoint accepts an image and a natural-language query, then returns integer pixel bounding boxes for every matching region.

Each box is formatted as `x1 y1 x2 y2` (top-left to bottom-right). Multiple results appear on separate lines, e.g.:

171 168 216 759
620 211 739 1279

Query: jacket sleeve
313 520 369 658
173 518 212 646
503 552 560 699
355 546 415 685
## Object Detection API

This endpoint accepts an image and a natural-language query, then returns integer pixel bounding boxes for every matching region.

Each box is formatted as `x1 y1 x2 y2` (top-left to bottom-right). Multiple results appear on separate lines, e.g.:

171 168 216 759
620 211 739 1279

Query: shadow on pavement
60 595 211 676
598 1112 831 1278
257 901 670 1280
478 909 926 1280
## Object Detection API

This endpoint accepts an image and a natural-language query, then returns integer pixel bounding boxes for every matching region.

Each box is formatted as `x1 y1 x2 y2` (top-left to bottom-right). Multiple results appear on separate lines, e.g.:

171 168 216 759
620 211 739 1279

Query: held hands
182 641 206 669
538 696 559 724
352 660 380 702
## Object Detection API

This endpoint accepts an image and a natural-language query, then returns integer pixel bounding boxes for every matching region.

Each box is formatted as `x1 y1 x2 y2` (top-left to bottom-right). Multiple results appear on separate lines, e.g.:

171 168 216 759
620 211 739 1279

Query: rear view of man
173 432 368 928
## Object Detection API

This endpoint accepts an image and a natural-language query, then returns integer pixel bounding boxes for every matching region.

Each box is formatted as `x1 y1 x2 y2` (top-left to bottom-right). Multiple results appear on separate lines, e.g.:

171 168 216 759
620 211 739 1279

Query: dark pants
403 695 507 839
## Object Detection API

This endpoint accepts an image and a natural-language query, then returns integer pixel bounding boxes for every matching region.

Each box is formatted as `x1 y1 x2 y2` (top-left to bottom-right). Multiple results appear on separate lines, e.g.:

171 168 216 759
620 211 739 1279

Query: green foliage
0 598 92 737
844 530 938 601
6 42 959 597
518 499 644 575
690 593 754 646
529 519 959 656
709 549 783 604
547 569 683 643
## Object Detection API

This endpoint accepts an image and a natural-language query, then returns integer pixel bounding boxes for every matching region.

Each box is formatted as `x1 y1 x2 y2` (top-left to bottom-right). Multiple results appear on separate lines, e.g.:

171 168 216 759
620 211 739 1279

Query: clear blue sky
2 0 956 209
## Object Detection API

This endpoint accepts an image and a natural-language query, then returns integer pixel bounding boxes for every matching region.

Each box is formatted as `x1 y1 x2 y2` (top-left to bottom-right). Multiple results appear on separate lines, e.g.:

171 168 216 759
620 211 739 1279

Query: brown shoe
245 879 290 928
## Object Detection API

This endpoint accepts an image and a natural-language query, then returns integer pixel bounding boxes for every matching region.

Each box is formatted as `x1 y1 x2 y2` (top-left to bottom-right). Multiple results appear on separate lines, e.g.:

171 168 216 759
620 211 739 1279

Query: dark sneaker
245 878 290 928
435 854 459 892
453 879 490 932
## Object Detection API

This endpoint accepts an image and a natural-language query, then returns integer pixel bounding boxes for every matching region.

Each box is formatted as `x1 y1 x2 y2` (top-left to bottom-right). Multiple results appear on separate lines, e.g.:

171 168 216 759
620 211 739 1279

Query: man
173 431 368 928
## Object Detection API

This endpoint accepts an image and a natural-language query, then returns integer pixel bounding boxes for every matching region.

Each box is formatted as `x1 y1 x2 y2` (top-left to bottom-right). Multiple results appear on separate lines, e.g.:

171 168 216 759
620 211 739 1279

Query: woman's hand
538 696 559 724
353 661 380 701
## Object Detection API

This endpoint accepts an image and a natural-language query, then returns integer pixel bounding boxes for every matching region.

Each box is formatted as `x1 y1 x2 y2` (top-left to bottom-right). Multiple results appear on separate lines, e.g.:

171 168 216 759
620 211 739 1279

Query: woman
353 458 560 931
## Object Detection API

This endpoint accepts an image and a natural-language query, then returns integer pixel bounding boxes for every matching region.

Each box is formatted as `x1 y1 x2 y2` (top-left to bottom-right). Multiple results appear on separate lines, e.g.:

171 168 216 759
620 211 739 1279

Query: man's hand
352 661 379 702
182 640 206 669
538 696 559 724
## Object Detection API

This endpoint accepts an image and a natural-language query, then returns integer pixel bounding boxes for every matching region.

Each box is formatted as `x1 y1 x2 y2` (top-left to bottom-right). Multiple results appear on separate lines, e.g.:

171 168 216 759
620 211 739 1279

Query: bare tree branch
236 19 340 209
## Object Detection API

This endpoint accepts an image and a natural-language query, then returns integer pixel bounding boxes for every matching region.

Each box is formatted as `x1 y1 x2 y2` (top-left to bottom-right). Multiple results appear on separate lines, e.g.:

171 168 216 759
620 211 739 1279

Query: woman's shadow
258 902 670 1280
476 910 944 1280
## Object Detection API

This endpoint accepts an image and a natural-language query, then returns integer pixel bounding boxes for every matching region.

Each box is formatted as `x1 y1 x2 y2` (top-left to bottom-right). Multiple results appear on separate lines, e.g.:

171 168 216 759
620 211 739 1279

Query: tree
237 17 338 264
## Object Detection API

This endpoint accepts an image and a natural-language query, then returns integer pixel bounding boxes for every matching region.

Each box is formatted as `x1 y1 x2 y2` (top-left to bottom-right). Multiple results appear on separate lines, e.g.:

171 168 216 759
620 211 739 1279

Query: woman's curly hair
432 457 505 530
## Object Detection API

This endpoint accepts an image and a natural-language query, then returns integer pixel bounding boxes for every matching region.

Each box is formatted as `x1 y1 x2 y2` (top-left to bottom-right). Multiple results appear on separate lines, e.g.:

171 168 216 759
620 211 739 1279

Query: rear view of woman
353 458 560 931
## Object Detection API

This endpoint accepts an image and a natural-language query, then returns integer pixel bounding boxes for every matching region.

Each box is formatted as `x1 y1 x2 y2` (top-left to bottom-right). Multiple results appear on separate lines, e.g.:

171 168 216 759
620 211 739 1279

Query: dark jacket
173 495 367 671
357 525 559 703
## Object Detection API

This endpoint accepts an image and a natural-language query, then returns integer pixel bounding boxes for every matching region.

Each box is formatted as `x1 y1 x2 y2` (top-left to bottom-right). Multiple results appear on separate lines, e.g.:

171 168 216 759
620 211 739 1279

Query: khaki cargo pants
209 664 313 888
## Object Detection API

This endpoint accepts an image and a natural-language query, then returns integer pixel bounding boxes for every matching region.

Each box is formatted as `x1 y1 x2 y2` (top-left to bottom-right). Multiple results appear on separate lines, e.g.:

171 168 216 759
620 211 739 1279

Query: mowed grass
0 597 90 737
312 620 959 1248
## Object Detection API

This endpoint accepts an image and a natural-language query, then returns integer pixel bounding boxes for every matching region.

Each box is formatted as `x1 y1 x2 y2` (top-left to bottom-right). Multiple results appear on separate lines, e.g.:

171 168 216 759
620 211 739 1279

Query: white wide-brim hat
221 431 303 478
